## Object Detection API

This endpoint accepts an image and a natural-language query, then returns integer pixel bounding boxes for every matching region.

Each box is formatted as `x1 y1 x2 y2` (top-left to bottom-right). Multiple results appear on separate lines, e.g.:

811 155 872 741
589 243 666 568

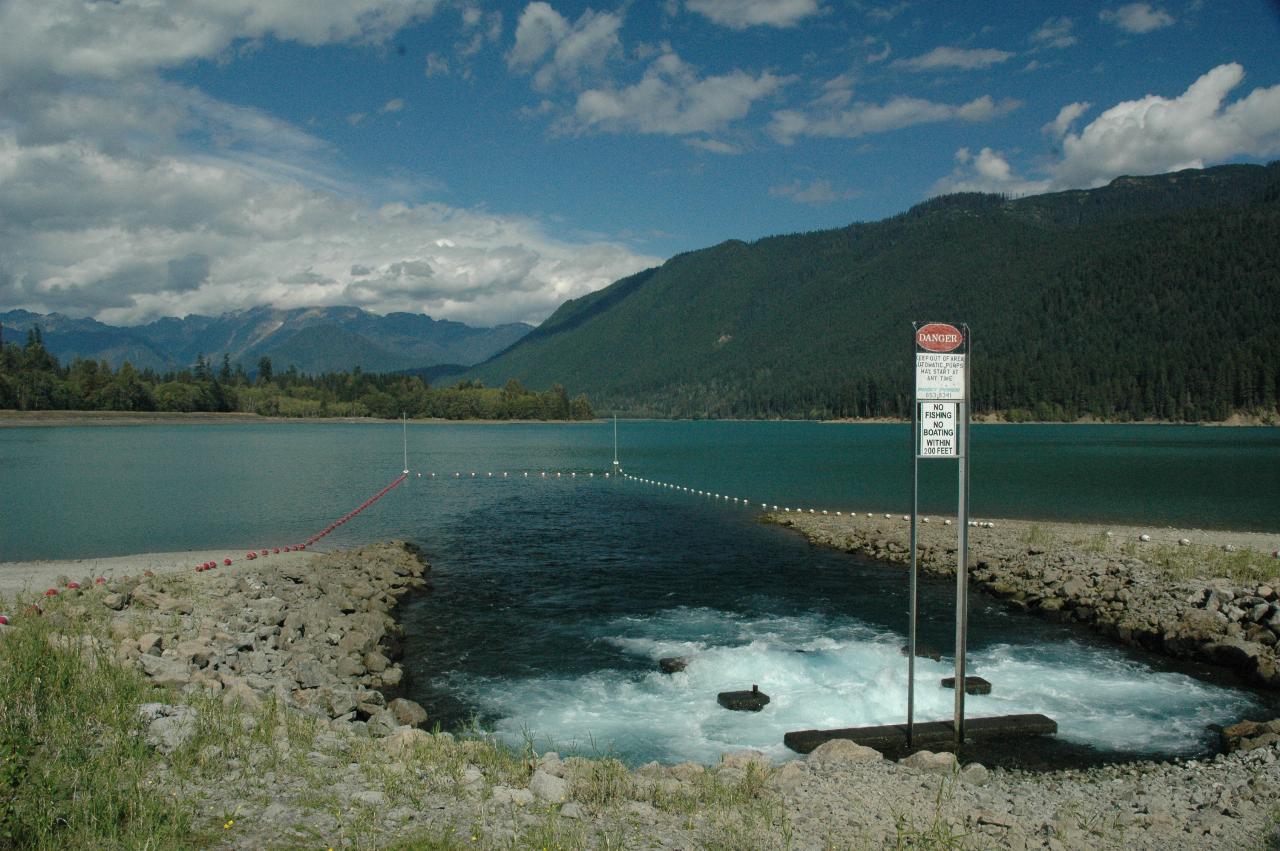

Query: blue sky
2 1 1279 327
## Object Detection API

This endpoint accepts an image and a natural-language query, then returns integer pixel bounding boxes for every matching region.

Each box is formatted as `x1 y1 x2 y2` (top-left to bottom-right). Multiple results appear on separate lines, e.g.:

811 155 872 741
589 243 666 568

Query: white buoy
902 515 909 521
772 505 778 510
835 511 841 516
944 519 952 526
884 513 891 519
866 512 872 518
1178 538 1190 546
922 517 930 523
1139 534 1151 542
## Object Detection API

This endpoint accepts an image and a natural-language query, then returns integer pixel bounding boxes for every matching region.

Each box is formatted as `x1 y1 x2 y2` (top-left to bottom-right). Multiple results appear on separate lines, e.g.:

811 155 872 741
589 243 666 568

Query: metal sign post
908 322 971 748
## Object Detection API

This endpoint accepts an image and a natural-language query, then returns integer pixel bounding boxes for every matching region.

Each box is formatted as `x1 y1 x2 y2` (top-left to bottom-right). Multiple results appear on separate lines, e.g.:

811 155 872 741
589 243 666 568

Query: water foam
458 607 1259 765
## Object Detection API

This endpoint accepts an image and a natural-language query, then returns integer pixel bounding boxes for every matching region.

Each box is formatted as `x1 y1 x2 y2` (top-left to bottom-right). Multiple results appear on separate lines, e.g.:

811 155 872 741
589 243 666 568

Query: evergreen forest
0 331 594 421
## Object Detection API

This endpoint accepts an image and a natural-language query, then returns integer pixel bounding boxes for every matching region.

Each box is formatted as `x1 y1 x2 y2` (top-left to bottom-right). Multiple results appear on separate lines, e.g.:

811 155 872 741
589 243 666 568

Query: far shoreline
0 410 598 427
3 409 1275 428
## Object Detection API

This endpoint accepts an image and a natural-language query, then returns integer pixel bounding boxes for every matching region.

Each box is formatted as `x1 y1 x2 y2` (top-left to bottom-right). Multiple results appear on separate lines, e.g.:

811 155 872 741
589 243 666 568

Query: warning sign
916 353 966 401
918 402 959 457
914 322 966 401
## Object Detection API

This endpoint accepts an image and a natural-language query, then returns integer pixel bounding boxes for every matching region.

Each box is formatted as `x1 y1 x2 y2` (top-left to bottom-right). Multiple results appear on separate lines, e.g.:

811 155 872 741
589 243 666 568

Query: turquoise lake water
2 421 1278 765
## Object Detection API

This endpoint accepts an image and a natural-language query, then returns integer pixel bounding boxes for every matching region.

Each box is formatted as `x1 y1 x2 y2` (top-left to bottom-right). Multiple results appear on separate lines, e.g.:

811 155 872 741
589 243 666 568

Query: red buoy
0 615 9 625
44 588 58 597
223 558 232 566
66 581 81 589
95 577 106 585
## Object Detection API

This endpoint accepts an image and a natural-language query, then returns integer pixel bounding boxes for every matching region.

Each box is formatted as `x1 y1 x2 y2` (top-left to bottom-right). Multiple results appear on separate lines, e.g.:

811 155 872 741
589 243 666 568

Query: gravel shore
5 539 1280 848
772 512 1280 688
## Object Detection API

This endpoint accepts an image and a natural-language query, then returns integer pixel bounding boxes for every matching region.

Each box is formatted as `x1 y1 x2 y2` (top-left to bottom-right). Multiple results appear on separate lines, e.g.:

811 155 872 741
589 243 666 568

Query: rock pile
776 513 1280 688
100 541 431 735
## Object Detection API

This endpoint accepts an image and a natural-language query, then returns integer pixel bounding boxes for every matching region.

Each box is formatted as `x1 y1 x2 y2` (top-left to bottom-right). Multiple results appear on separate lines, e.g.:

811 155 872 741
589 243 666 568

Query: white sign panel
918 402 959 457
915 352 966 401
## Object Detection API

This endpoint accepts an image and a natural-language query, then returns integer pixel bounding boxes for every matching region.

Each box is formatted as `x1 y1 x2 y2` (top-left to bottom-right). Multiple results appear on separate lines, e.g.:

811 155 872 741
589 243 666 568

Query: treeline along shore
5 530 1280 847
0 328 594 421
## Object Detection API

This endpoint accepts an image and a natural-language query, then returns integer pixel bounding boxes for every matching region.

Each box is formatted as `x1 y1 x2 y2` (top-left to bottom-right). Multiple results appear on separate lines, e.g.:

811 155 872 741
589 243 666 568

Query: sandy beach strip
0 547 319 601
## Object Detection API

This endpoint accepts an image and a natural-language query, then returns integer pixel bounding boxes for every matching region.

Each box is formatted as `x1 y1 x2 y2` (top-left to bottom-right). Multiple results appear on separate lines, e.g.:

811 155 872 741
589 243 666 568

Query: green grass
0 594 201 849
1142 544 1280 585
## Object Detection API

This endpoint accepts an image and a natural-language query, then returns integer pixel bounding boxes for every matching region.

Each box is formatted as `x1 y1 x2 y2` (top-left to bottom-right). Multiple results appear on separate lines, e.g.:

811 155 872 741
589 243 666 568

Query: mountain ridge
464 163 1280 421
0 306 531 376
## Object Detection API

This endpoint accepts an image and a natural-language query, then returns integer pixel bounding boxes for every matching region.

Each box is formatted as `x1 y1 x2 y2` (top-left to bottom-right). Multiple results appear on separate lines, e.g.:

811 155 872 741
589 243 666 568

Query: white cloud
769 94 1020 144
1043 101 1091 140
0 0 443 86
425 52 451 76
380 98 405 114
683 137 743 154
572 48 792 136
933 63 1280 198
893 46 1015 72
1100 4 1175 34
685 0 821 29
1030 17 1076 49
931 147 1050 196
1051 63 1280 187
508 2 622 91
769 178 860 205
0 130 659 326
0 0 660 327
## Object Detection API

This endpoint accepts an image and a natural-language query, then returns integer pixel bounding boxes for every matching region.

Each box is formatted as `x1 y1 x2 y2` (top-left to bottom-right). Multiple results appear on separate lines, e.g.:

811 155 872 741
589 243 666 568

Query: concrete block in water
718 684 770 712
941 676 992 695
784 713 1057 755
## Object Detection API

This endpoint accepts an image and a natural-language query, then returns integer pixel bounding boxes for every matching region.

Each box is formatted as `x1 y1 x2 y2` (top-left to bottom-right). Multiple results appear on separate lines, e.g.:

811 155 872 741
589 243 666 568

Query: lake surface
3 421 1279 765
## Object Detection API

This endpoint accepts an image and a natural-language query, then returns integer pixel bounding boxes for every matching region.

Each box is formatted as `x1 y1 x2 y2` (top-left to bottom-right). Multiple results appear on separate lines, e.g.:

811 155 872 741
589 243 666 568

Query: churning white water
460 607 1258 765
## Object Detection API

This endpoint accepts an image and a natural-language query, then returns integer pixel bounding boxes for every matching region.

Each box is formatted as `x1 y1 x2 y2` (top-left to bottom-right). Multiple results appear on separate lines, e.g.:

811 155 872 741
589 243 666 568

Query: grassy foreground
0 597 195 848
0 591 790 850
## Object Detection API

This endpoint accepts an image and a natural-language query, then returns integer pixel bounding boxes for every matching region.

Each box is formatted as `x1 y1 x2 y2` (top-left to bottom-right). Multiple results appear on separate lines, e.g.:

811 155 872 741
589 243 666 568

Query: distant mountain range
465 162 1280 421
0 306 531 375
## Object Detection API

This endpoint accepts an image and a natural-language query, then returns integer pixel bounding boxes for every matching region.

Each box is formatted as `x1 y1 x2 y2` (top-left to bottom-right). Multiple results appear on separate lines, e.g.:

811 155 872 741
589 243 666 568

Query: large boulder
388 697 428 727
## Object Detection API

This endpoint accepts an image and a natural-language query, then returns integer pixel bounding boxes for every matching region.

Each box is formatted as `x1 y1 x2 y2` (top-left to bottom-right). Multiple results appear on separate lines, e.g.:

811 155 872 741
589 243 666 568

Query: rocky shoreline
771 512 1280 691
6 540 1280 847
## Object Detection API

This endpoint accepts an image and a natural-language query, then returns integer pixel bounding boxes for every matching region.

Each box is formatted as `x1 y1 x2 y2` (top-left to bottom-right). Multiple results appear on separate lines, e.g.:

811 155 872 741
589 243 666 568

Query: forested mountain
0 306 531 375
467 163 1280 421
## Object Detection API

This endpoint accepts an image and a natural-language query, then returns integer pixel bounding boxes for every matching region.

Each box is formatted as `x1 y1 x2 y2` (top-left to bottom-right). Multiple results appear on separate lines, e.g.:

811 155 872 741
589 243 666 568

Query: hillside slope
469 163 1280 421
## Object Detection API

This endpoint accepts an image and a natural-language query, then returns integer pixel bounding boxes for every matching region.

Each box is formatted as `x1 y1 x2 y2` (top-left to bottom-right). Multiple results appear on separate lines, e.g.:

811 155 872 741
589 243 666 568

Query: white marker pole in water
402 411 409 475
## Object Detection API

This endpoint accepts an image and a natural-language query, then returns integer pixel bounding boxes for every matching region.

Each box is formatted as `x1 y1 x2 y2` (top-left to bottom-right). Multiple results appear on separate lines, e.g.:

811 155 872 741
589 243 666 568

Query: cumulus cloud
769 178 860 205
933 63 1280 197
1030 17 1077 49
893 46 1015 72
931 147 1050 197
1100 3 1175 34
508 2 622 91
0 0 660 326
685 0 822 29
1043 101 1091 140
769 94 1020 144
380 98 405 114
1051 63 1280 187
572 48 792 136
0 130 659 325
